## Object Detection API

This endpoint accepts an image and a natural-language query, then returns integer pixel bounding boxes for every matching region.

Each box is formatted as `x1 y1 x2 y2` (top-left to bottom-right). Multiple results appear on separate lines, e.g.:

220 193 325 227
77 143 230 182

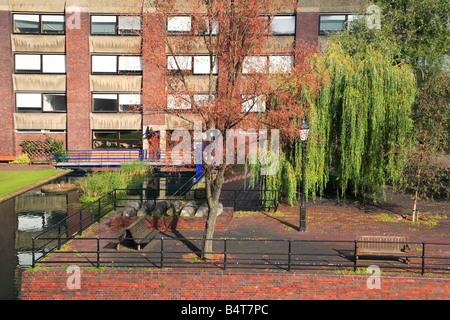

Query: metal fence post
113 189 116 210
223 239 227 271
32 237 35 269
97 237 100 268
160 237 164 269
58 224 61 250
288 239 292 271
79 209 83 236
422 242 426 276
354 240 358 272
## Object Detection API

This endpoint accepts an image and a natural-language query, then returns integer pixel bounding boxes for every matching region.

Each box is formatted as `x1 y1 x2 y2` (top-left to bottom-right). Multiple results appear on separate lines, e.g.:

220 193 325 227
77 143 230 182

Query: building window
91 15 141 35
167 55 192 71
43 94 66 112
93 130 142 149
91 55 142 74
193 55 218 74
167 94 215 109
242 95 266 113
242 55 293 74
119 94 142 112
118 16 142 35
242 56 268 74
16 93 66 112
167 55 218 75
167 16 192 32
270 15 295 35
268 55 293 73
13 13 65 34
92 93 142 112
319 14 356 35
167 94 191 109
41 15 65 34
15 54 66 74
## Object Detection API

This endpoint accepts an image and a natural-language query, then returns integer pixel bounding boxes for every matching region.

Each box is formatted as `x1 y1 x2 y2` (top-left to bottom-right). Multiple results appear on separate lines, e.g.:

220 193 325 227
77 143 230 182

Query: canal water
0 170 195 300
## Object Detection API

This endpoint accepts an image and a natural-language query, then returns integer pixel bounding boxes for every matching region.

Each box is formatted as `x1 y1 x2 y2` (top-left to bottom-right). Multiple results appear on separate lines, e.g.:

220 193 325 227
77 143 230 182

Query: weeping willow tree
247 43 416 204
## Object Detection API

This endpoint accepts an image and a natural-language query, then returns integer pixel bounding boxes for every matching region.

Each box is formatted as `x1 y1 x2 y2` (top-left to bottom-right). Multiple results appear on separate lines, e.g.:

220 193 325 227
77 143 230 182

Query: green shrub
76 171 130 198
9 154 31 164
120 161 152 176
75 162 153 204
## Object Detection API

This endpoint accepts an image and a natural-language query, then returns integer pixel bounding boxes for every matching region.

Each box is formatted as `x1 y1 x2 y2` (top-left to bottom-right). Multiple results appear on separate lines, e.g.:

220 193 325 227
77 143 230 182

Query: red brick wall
142 12 166 127
296 12 319 45
0 11 16 157
21 269 450 300
66 12 91 150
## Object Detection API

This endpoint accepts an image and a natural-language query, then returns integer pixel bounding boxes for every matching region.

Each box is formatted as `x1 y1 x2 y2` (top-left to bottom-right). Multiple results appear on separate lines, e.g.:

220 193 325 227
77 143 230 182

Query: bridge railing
47 150 200 165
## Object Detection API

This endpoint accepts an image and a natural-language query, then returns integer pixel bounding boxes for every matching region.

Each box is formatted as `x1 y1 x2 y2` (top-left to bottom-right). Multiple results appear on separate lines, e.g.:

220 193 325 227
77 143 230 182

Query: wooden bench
111 217 158 250
0 156 16 162
356 235 411 264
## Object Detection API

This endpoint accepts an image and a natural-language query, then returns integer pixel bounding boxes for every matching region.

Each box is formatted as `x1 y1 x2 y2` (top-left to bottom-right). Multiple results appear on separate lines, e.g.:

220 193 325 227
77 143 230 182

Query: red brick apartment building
0 0 365 161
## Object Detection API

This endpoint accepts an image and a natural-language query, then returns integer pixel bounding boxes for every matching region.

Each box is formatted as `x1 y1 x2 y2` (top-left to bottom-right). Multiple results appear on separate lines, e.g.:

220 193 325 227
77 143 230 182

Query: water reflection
0 173 78 300
0 170 195 300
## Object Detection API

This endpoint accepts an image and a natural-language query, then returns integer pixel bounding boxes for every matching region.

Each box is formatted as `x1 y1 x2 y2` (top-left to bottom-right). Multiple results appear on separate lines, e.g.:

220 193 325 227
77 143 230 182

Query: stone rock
152 201 169 216
166 200 183 216
128 201 141 211
121 200 141 217
217 203 224 216
137 200 155 217
194 202 224 217
179 200 198 217
194 202 209 217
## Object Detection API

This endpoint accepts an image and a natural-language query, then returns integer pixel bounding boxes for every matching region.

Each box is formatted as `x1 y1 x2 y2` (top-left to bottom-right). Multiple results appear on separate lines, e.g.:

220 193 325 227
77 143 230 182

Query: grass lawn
0 170 63 197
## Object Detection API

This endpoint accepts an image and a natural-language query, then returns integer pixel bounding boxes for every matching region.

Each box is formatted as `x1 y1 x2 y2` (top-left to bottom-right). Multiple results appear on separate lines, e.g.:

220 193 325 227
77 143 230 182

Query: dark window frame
14 53 66 74
92 130 143 150
166 14 194 35
91 92 143 113
90 54 143 75
15 91 67 113
264 14 296 36
12 12 66 35
90 14 142 36
319 13 355 35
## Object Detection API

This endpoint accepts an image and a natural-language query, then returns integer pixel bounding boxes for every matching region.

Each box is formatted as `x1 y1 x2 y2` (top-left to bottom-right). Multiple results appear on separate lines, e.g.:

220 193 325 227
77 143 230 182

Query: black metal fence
32 236 450 275
31 187 283 268
30 186 450 275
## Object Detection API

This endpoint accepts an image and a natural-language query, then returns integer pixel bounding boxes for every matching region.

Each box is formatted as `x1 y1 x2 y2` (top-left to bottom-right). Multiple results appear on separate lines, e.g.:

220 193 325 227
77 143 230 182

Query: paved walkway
0 163 54 171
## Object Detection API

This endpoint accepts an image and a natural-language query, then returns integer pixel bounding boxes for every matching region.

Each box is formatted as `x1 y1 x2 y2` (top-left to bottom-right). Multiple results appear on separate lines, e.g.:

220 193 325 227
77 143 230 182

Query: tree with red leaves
141 0 326 259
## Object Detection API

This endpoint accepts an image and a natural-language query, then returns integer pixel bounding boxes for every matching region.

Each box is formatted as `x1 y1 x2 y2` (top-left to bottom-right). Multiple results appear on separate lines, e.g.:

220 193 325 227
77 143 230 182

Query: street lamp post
299 118 310 232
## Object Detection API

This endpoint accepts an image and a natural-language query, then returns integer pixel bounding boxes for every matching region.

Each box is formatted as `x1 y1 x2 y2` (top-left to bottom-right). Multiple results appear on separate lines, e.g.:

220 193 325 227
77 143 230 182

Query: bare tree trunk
201 203 219 260
412 167 421 222
412 149 423 222
201 164 226 260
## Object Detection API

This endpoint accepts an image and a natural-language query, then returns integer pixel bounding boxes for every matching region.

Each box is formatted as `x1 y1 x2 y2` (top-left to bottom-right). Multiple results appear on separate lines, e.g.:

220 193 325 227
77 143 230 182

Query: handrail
31 236 450 275
49 149 203 165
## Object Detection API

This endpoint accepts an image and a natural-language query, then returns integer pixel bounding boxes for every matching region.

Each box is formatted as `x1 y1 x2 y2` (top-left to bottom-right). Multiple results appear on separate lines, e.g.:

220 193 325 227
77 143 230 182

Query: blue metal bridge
47 150 203 181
